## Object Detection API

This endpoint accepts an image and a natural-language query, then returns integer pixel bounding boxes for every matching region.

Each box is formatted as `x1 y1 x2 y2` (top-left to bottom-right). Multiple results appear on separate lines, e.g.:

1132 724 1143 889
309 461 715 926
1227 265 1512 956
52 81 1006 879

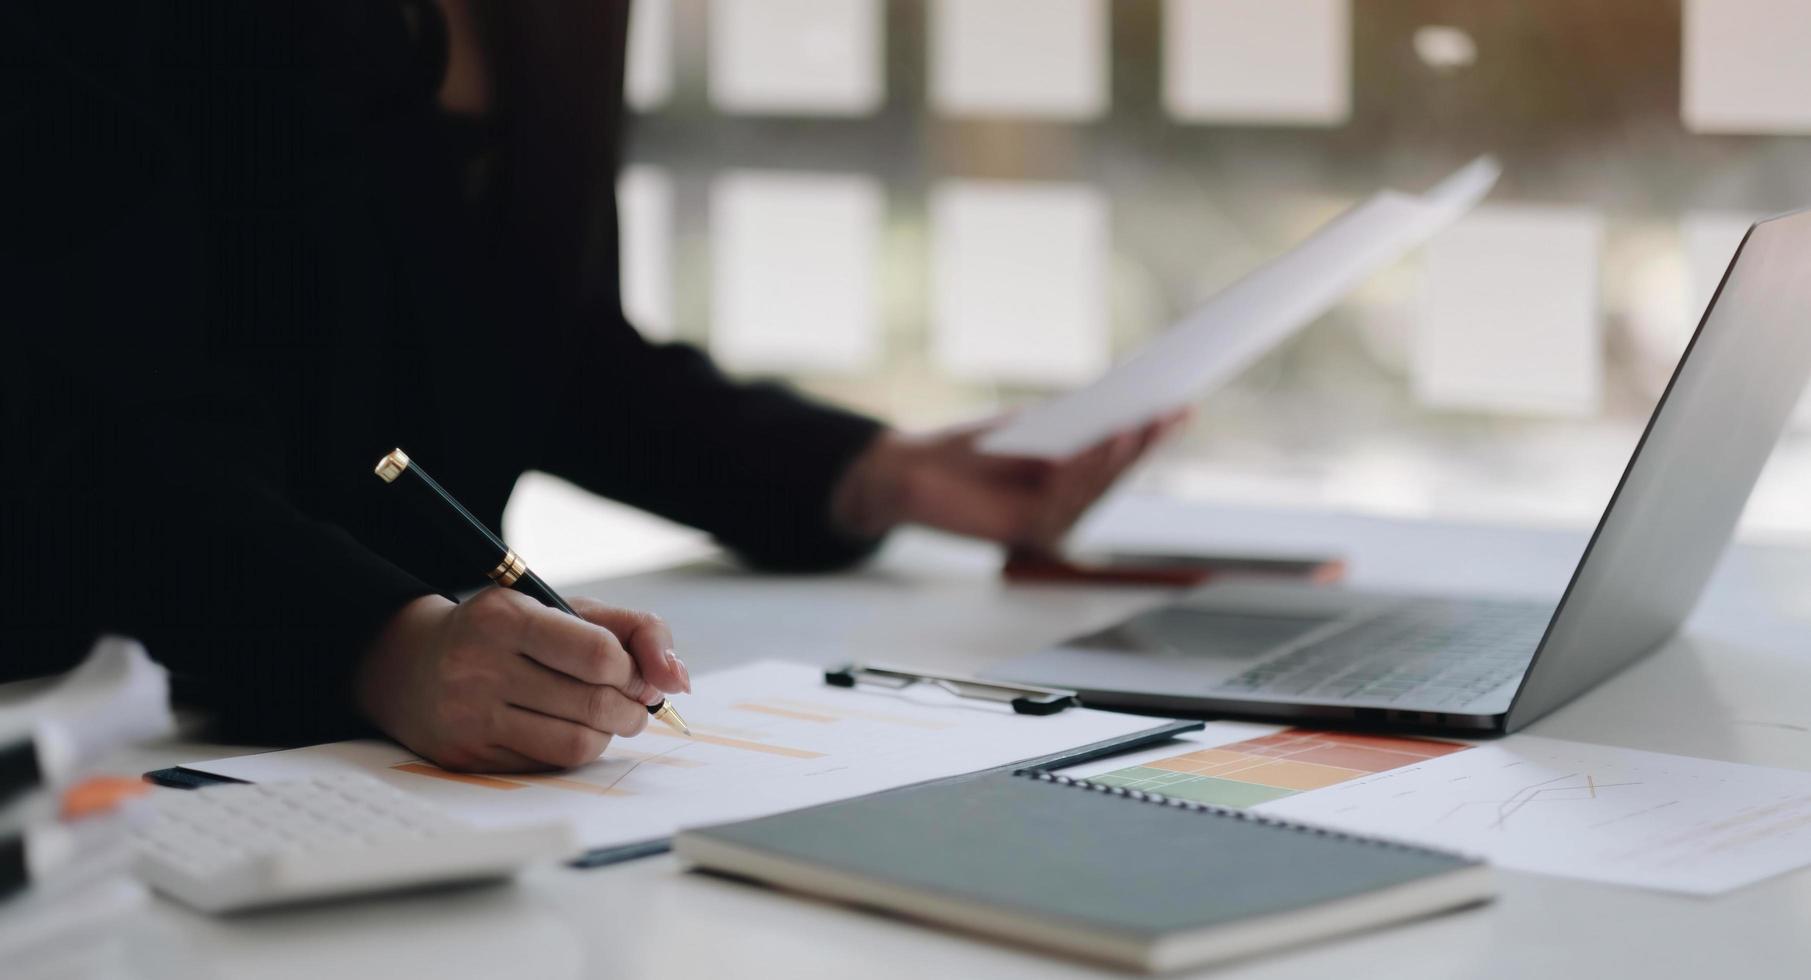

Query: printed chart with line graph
1087 728 1472 807
1432 769 1643 831
1255 735 1811 894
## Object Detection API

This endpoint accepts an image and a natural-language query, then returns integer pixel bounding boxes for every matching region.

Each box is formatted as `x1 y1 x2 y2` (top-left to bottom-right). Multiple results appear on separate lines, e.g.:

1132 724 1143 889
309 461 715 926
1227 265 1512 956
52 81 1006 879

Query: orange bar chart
508 774 632 797
732 702 840 723
643 728 826 759
391 763 527 791
1089 729 1471 808
393 763 635 796
764 697 955 730
608 748 708 769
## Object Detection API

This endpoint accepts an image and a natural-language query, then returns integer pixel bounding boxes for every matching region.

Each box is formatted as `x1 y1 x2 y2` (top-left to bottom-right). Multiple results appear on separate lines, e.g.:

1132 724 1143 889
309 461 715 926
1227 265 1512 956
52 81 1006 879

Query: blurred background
508 0 1811 582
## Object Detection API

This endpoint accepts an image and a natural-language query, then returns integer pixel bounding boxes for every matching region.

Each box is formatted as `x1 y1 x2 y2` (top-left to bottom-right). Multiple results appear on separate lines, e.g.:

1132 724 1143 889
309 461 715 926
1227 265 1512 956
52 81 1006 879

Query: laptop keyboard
1214 599 1551 708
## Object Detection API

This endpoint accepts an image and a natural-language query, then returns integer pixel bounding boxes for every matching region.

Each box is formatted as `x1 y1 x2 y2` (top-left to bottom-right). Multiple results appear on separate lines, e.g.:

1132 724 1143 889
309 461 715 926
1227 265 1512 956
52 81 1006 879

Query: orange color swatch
392 762 527 790
644 729 826 759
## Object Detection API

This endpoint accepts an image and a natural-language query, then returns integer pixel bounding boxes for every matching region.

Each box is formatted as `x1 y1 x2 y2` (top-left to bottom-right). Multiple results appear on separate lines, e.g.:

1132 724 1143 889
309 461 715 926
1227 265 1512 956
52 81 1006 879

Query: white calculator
133 774 574 913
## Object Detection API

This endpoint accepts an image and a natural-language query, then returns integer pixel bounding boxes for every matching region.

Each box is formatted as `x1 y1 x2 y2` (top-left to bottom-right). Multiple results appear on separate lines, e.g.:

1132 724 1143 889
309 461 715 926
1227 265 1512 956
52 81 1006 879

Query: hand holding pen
352 450 690 774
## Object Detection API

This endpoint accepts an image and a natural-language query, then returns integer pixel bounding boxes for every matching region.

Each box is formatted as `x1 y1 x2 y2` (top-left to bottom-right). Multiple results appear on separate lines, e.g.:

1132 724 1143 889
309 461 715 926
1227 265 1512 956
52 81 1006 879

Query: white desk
109 497 1811 979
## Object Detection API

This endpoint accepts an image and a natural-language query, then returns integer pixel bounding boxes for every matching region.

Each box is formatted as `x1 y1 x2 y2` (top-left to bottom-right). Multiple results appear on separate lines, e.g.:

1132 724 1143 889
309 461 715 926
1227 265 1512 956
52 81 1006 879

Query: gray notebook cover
679 769 1486 964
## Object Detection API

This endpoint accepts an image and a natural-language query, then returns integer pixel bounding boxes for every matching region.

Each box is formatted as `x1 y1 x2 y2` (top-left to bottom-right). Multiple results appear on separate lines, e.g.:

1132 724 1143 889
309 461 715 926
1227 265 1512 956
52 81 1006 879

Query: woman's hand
355 589 690 773
833 409 1188 553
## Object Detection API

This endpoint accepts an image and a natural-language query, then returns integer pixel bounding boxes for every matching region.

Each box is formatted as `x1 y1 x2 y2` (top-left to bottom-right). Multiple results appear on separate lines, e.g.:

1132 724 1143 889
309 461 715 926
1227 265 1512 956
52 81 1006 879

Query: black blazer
1 1 883 740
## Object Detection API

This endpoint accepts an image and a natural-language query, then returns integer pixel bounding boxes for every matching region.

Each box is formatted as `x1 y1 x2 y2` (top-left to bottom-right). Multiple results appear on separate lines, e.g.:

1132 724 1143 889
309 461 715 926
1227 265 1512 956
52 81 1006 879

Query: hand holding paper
980 157 1501 459
834 410 1188 552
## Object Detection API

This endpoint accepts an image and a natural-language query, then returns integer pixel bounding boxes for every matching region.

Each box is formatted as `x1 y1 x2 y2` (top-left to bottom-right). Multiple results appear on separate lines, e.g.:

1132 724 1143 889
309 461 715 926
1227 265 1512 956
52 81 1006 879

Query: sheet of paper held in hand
184 661 1162 854
979 156 1501 459
1063 724 1811 896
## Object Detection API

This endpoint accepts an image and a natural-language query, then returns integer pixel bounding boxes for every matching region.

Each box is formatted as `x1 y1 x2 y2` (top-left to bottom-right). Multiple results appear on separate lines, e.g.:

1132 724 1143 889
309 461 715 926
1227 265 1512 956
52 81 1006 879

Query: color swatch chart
1087 728 1471 808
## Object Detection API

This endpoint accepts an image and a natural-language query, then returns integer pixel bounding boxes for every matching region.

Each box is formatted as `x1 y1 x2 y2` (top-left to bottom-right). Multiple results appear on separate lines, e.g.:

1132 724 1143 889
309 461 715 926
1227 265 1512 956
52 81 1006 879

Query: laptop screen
1506 209 1811 729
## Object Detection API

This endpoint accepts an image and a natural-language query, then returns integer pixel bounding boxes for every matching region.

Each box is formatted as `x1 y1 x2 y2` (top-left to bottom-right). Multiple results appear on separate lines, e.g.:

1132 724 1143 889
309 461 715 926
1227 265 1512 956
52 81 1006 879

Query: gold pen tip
653 701 692 737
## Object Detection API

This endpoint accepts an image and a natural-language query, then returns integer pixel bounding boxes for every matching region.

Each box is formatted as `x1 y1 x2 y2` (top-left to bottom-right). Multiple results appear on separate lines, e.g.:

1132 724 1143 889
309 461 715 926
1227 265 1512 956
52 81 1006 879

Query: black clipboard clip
824 663 1080 716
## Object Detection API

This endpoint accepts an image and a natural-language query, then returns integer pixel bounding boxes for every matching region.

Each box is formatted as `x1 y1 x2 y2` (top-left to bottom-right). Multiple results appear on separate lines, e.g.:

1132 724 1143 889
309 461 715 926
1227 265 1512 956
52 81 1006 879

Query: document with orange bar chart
1065 727 1811 895
182 661 1161 853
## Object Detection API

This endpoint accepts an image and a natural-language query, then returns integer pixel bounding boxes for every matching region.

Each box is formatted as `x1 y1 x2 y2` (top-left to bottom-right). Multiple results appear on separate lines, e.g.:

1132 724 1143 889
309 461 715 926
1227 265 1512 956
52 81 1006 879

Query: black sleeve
0 3 435 742
7 417 438 743
484 0 892 574
539 320 891 572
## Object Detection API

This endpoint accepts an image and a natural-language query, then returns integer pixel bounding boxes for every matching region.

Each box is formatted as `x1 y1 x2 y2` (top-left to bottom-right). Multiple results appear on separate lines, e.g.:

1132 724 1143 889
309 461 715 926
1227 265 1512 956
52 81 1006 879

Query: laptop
991 208 1811 735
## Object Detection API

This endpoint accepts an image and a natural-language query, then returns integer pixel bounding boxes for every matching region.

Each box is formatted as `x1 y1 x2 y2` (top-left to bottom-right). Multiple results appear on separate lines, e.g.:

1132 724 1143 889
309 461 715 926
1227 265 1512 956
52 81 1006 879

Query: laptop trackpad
1077 607 1339 661
989 606 1341 695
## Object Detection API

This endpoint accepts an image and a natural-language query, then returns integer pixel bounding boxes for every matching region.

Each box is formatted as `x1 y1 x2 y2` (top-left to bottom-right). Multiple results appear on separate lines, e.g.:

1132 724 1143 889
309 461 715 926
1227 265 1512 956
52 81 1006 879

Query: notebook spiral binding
1016 769 1468 861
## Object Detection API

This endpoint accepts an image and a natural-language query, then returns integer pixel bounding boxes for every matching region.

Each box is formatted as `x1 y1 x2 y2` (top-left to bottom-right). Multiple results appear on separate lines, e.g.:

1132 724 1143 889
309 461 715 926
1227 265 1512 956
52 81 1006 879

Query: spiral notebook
676 766 1491 973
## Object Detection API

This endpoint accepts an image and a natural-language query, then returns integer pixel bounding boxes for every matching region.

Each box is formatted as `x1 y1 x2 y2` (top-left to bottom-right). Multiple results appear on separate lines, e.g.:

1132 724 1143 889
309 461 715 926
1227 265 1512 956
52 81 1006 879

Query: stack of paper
981 157 1500 458
1 638 173 980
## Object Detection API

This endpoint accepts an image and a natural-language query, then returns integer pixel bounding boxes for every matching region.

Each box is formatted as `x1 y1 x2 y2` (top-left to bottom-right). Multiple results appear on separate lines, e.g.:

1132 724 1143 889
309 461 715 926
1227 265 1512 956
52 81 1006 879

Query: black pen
373 448 691 736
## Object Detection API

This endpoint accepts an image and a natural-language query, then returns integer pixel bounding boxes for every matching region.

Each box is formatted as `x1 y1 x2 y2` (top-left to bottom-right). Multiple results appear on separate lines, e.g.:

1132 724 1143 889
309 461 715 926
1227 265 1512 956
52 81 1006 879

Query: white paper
1682 0 1811 135
0 636 173 782
185 662 1163 854
1412 204 1603 417
1257 736 1811 895
930 0 1107 119
979 157 1500 458
1164 0 1350 125
929 180 1110 386
709 0 883 116
0 878 144 980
